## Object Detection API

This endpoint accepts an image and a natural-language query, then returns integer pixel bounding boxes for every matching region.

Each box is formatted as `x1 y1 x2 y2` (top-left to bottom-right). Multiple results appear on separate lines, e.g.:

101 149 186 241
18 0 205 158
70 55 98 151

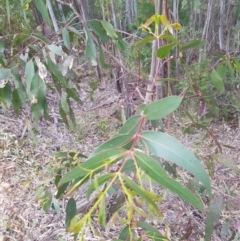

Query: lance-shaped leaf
31 74 47 121
227 60 234 78
62 28 71 50
122 175 159 213
34 0 52 29
140 132 211 196
135 36 156 49
119 115 142 135
98 199 106 227
25 60 35 97
87 174 113 199
180 40 205 51
0 83 11 108
0 69 11 81
159 34 178 43
97 37 112 68
12 34 29 46
134 151 204 211
32 33 50 44
59 148 127 185
137 221 168 241
47 58 67 85
205 195 224 241
144 96 182 120
66 88 82 105
48 44 65 56
84 25 97 61
101 20 118 39
12 89 22 115
66 198 77 228
92 134 134 156
157 43 176 59
118 225 132 240
210 69 225 93
89 20 109 43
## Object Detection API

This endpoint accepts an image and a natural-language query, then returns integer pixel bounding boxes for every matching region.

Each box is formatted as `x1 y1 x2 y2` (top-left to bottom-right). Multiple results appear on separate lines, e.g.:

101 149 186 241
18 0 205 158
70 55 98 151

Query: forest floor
0 81 240 241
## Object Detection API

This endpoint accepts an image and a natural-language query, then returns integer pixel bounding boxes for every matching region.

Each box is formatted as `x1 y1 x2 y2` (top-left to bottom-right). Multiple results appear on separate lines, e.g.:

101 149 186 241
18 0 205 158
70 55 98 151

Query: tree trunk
201 0 214 55
47 0 59 33
219 0 225 51
145 0 164 103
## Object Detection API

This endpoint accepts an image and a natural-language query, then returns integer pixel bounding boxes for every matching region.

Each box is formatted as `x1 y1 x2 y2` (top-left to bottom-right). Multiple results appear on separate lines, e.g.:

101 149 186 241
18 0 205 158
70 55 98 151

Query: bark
47 0 59 33
110 0 119 30
201 0 214 55
145 0 164 103
57 1 66 22
226 0 235 53
219 0 225 50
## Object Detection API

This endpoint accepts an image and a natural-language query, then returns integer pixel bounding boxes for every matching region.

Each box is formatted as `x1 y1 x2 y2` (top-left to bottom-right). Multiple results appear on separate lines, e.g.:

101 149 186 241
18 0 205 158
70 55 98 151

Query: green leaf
205 196 224 241
42 191 52 212
25 60 35 96
119 225 131 240
52 197 60 214
30 74 46 121
62 28 71 50
98 199 106 227
12 34 29 46
210 69 225 93
11 69 26 104
92 134 134 156
0 83 12 108
140 132 211 196
233 59 240 74
134 151 204 211
12 89 23 115
157 43 176 58
46 57 67 85
68 98 76 126
135 36 156 49
137 222 168 240
216 64 227 80
56 182 69 199
34 0 52 29
119 115 142 135
122 175 159 211
86 174 113 199
180 40 205 51
32 33 50 44
66 88 83 105
88 20 109 43
67 26 84 38
227 61 234 78
84 25 97 61
97 38 112 68
100 20 118 39
0 69 12 80
47 44 65 56
65 198 77 227
60 93 69 114
144 96 182 120
159 34 178 43
59 148 127 185
113 33 126 51
59 102 69 127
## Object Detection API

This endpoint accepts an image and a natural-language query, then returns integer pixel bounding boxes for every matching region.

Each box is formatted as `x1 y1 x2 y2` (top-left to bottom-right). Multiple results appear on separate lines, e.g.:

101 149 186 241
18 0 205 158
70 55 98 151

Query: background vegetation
0 0 240 241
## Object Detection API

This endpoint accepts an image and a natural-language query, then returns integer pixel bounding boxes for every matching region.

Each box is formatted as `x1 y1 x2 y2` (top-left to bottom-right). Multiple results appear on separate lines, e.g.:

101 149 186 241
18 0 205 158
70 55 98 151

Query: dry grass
1 88 240 240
